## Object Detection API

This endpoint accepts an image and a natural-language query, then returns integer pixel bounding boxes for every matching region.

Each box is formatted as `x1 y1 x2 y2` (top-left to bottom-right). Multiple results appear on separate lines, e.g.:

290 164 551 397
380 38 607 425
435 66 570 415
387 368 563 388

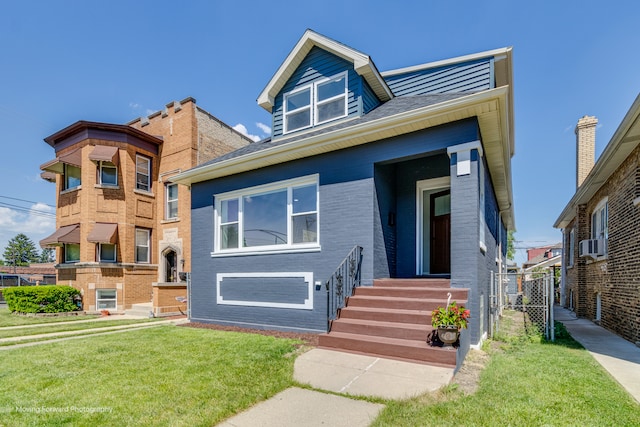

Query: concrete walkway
555 306 640 404
219 348 454 426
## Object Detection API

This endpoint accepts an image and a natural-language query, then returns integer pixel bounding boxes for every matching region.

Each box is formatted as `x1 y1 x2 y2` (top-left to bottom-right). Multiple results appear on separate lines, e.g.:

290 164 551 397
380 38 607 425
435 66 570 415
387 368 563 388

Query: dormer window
284 72 347 133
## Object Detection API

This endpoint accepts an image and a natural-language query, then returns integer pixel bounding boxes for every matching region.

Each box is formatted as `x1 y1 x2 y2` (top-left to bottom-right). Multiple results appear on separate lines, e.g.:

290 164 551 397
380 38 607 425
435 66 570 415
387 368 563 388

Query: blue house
173 30 515 367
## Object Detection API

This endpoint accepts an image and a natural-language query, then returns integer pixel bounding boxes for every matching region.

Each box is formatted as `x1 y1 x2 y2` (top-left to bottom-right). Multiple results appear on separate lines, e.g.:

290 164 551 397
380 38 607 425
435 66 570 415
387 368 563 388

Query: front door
430 190 451 274
165 250 177 282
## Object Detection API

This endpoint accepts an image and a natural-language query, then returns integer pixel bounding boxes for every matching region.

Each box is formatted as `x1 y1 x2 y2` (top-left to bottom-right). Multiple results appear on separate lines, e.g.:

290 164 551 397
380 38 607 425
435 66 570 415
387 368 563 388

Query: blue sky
1 0 639 265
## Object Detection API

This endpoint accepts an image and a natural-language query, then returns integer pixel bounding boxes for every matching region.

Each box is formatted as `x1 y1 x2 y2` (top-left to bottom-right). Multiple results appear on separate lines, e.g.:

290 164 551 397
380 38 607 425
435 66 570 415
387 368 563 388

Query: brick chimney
575 115 598 189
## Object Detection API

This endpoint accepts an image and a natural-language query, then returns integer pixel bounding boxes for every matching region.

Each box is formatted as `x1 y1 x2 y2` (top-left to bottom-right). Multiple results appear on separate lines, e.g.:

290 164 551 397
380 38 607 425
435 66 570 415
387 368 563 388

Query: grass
0 308 98 327
0 318 160 339
0 326 299 426
372 310 640 426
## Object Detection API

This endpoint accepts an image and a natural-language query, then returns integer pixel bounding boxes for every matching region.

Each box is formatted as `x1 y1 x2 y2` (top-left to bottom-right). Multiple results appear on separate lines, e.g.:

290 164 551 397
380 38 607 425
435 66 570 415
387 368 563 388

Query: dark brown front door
430 190 451 274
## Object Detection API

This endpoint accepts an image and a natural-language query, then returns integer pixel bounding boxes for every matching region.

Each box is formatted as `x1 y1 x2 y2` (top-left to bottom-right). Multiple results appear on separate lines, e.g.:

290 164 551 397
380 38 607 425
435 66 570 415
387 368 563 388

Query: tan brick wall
575 116 597 189
48 98 250 314
152 284 187 316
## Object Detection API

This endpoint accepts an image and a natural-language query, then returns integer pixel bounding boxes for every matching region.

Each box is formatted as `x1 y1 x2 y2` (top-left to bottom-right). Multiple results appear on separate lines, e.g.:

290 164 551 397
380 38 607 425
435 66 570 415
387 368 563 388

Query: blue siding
219 276 310 305
272 47 366 138
362 79 380 114
394 155 451 277
384 58 493 97
190 119 480 332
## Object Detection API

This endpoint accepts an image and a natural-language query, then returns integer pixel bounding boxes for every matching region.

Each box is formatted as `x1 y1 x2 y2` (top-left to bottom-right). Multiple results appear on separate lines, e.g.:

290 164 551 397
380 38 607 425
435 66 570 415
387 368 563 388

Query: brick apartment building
555 95 640 345
40 98 252 315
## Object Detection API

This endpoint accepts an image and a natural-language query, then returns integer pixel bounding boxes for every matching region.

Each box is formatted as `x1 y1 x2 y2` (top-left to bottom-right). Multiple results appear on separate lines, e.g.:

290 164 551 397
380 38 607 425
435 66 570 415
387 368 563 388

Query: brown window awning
40 224 80 247
87 223 118 244
40 149 82 174
88 145 119 165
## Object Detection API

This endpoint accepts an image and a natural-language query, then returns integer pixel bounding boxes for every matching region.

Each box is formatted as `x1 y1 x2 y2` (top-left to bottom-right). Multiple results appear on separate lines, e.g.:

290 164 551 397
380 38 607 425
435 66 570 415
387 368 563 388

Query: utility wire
0 202 56 218
0 195 55 208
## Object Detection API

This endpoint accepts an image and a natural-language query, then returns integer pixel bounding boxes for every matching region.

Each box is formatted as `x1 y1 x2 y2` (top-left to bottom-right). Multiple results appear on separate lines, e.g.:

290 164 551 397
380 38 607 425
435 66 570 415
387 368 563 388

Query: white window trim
165 183 179 220
98 161 118 187
283 71 348 134
590 198 609 259
135 228 150 263
98 243 117 263
283 86 312 133
213 175 320 255
136 155 151 192
216 272 314 310
479 156 487 253
96 289 117 310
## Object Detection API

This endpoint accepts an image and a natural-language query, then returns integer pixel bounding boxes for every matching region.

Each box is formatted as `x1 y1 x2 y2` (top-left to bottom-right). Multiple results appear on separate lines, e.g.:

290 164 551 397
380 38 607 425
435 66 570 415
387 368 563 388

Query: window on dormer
316 73 347 124
283 71 347 133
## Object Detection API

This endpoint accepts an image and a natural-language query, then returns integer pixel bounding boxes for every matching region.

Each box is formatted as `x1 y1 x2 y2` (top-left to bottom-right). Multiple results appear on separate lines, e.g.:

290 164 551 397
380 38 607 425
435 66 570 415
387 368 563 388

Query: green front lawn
0 308 97 327
373 313 640 426
0 318 159 340
0 326 299 426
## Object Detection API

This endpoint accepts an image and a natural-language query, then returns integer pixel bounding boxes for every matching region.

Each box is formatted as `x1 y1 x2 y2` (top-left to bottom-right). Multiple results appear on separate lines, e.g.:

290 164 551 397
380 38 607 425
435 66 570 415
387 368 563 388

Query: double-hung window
136 155 151 192
215 176 319 253
591 198 608 256
591 199 608 240
98 161 117 186
284 72 347 133
96 289 117 310
135 228 150 263
166 183 178 219
64 164 81 190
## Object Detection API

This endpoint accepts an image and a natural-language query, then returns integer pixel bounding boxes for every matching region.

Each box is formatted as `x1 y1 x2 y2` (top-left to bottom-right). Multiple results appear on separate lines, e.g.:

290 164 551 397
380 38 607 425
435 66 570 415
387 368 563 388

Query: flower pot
437 326 459 346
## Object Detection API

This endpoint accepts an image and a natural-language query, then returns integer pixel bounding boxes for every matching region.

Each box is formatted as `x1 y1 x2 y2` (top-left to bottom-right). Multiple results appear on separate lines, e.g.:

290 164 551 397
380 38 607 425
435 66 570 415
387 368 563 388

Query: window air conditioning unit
578 239 605 258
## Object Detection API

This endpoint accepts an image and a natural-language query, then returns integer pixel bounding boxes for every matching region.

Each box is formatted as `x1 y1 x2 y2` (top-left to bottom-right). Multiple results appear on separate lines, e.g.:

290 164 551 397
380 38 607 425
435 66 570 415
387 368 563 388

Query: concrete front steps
318 278 468 367
125 302 154 318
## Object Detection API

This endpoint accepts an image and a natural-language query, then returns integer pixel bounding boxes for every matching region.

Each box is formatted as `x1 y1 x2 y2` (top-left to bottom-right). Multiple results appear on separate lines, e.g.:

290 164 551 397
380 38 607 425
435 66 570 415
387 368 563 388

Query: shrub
3 285 81 314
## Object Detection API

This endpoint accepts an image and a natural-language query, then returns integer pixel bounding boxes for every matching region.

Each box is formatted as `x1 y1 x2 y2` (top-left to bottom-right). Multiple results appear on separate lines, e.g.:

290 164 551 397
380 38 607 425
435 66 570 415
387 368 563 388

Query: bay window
215 176 319 253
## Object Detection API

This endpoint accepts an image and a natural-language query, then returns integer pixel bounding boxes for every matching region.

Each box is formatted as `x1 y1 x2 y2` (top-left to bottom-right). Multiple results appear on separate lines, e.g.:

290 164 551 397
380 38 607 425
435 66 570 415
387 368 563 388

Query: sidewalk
554 306 640 403
219 348 454 427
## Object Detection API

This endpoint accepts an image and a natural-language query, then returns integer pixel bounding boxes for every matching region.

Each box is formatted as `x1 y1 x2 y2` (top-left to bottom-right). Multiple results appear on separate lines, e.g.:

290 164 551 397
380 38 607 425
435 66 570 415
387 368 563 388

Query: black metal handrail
325 245 363 331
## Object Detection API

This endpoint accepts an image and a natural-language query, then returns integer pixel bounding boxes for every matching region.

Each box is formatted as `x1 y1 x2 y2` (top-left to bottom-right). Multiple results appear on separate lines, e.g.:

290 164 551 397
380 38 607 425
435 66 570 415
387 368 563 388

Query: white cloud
233 123 261 142
0 204 55 258
256 122 271 135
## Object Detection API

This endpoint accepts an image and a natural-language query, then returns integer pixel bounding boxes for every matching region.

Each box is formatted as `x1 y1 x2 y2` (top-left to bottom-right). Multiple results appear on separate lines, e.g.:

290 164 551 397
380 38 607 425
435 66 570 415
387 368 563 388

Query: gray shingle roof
196 93 473 169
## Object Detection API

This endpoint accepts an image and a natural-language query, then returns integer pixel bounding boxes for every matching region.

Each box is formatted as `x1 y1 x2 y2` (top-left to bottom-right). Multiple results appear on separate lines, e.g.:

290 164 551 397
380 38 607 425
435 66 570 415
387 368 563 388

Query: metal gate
490 272 555 341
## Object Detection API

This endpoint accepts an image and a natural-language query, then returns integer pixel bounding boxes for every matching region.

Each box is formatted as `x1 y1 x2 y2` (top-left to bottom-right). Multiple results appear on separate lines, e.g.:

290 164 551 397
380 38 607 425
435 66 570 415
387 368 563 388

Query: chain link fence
490 272 555 341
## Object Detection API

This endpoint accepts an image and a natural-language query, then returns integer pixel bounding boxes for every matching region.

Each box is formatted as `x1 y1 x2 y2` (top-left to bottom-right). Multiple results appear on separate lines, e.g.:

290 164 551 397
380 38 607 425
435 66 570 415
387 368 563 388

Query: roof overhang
524 255 561 272
554 93 640 229
175 87 516 229
257 29 393 113
44 120 163 148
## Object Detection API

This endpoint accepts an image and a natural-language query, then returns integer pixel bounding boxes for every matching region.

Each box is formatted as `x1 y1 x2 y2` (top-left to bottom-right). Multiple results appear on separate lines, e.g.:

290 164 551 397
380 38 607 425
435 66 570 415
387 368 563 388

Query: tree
39 248 55 263
3 233 40 267
507 230 516 261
